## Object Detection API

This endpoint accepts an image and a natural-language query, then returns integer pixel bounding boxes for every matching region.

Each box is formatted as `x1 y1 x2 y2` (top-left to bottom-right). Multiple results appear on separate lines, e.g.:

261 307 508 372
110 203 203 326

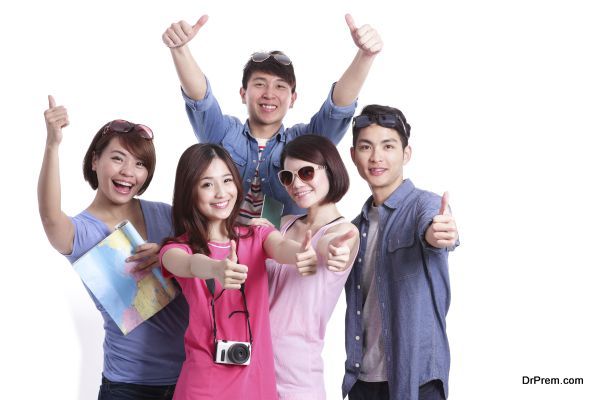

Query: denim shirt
343 179 458 400
182 78 357 216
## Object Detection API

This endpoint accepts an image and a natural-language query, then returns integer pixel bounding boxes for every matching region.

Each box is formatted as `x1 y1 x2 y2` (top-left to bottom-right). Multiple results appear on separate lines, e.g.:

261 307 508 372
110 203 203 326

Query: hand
216 240 248 289
247 217 275 228
345 14 383 56
295 230 317 276
127 243 160 271
162 15 209 48
327 229 357 272
426 191 458 248
44 95 69 146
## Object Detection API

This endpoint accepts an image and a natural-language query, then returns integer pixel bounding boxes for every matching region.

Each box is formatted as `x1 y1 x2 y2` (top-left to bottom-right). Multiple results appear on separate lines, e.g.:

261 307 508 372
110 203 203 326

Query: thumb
301 229 313 250
193 14 209 32
345 13 357 32
332 229 356 247
48 95 56 108
439 191 450 215
228 240 238 263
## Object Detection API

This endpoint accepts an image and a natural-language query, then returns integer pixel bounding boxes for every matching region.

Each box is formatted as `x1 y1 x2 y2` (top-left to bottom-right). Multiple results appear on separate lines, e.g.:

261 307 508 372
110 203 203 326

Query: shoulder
324 221 358 236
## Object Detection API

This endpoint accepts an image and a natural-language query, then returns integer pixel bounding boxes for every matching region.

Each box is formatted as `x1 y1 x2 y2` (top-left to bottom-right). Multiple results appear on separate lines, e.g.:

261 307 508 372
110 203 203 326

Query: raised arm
161 240 248 289
162 15 209 100
37 95 74 254
332 14 383 106
264 230 317 276
316 222 360 272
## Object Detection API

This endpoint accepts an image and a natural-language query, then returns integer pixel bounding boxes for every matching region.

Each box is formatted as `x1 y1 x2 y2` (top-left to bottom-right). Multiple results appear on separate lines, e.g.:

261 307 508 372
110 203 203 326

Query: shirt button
253 160 257 163
261 178 265 182
357 310 361 315
382 303 385 309
362 232 367 237
357 284 361 290
358 258 362 263
355 363 360 368
246 179 251 183
355 336 360 341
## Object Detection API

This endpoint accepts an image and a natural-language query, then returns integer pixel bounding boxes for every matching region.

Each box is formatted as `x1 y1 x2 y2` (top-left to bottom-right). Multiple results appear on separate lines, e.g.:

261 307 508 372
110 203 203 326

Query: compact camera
214 340 251 366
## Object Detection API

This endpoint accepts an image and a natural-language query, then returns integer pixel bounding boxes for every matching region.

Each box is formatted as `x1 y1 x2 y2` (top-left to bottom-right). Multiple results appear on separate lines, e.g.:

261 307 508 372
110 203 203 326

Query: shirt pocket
387 229 422 281
222 140 248 169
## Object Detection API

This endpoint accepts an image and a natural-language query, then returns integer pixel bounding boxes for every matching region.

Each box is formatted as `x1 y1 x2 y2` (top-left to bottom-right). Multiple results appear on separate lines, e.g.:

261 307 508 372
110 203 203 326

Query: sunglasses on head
102 119 154 140
352 114 409 137
277 165 327 186
250 52 292 66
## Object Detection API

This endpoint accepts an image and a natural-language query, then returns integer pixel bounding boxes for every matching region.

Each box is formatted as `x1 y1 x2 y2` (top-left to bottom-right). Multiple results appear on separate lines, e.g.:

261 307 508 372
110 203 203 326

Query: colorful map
73 221 179 335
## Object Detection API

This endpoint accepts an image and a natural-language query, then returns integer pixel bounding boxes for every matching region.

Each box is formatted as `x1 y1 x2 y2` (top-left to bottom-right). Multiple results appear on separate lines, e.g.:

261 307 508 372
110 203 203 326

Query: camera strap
206 280 253 346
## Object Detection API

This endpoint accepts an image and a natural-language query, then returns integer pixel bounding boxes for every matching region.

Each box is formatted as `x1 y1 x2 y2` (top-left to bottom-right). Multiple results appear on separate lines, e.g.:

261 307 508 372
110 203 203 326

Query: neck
371 178 405 206
248 120 281 139
303 202 342 229
207 220 230 242
87 195 139 223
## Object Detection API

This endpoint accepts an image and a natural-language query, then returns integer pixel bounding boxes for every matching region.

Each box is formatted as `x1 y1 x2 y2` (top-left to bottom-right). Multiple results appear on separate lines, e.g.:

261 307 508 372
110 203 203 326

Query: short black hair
352 104 411 148
242 51 296 93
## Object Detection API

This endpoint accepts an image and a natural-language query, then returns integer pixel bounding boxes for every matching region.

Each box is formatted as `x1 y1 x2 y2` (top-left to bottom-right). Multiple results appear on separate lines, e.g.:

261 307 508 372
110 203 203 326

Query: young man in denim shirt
344 105 459 400
162 14 382 220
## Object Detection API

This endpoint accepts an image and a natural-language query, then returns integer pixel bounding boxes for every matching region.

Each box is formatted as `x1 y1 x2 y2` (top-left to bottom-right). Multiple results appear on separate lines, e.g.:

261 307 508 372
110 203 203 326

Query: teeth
114 180 133 187
261 104 276 110
213 201 228 208
295 190 311 197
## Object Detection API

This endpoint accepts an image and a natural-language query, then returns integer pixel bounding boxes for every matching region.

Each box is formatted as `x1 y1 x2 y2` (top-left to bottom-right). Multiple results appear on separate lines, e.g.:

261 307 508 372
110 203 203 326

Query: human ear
403 145 412 165
91 151 98 171
240 87 247 104
289 92 298 108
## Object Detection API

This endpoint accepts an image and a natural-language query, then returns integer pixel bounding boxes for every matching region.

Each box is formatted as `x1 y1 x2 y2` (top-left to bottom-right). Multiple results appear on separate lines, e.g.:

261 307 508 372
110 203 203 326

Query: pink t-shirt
267 216 356 400
159 225 277 400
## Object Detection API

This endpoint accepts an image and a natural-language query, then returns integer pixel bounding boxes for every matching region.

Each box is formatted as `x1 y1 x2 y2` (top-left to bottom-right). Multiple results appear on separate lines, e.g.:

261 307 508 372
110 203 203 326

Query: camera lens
227 343 250 364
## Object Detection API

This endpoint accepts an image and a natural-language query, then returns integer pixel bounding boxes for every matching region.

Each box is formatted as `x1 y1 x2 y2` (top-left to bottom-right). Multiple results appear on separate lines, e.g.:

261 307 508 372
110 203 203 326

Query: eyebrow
357 138 400 145
200 173 233 181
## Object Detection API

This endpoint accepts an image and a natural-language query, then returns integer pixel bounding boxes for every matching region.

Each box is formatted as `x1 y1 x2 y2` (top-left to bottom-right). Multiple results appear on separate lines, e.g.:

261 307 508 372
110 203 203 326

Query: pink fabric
159 225 277 400
267 216 356 400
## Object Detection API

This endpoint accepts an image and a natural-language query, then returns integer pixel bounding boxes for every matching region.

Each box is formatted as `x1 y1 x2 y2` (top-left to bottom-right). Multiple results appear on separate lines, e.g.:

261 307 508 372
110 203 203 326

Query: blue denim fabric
182 78 356 216
98 376 175 400
343 180 458 400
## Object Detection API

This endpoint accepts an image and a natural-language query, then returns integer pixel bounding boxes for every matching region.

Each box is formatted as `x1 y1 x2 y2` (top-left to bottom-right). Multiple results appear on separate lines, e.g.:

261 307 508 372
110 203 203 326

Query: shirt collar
359 179 415 220
242 120 286 142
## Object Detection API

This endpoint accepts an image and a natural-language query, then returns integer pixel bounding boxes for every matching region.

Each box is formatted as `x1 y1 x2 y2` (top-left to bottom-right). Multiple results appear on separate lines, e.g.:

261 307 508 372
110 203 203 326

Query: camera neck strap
206 279 253 345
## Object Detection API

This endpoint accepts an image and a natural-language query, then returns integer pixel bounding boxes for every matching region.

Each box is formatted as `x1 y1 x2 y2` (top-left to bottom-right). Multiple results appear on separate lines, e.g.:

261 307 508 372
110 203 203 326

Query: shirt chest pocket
221 140 248 169
386 230 422 281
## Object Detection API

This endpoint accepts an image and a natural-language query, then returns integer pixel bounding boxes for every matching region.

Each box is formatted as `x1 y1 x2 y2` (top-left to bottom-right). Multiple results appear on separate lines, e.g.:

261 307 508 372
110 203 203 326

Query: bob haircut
242 50 296 93
280 134 349 204
164 143 246 256
82 121 156 195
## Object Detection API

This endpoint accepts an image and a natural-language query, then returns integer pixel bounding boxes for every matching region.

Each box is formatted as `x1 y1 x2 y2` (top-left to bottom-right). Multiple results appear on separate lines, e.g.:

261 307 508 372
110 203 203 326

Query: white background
1 0 598 399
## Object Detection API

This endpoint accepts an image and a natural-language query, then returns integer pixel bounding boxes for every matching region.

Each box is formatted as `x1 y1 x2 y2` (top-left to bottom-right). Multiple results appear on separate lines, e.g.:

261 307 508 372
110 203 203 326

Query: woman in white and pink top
265 135 360 400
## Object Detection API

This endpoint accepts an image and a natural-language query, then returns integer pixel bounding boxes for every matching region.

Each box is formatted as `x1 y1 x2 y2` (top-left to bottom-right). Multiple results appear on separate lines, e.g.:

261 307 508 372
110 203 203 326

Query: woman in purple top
264 135 360 399
37 95 188 400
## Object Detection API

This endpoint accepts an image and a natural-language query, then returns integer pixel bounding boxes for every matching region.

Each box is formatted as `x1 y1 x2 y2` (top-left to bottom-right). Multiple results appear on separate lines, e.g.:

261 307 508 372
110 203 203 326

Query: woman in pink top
159 143 318 400
266 135 360 400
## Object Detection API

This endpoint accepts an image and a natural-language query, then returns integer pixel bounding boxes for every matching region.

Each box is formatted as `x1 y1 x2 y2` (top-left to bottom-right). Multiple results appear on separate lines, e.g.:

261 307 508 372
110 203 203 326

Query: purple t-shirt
66 199 188 385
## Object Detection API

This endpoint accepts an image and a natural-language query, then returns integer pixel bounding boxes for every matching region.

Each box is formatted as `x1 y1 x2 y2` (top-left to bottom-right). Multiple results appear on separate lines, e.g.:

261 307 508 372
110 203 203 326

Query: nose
120 160 135 176
262 84 275 99
214 182 225 197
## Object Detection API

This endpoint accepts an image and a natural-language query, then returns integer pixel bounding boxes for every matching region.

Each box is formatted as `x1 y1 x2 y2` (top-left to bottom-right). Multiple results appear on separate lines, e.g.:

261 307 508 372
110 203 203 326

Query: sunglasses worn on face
251 52 292 66
352 114 409 138
103 119 154 140
278 165 327 186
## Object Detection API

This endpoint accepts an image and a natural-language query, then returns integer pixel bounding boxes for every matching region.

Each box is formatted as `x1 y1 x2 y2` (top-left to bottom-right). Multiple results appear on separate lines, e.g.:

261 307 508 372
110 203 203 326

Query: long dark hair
164 143 247 255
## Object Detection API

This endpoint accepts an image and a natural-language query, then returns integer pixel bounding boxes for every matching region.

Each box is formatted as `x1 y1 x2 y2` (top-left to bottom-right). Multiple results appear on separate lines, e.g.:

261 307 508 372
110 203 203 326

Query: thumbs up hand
216 240 248 289
44 95 69 146
162 15 209 48
345 14 383 56
326 229 357 272
295 230 317 276
425 192 458 249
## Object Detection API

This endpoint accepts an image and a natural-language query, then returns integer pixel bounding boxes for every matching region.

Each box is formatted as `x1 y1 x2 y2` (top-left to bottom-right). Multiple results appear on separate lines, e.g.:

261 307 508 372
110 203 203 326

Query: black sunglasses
250 52 292 66
277 165 326 186
352 114 409 137
102 119 154 140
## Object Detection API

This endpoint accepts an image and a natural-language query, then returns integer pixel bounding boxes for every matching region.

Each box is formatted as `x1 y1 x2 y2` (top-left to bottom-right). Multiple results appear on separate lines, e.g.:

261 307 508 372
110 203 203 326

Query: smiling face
240 71 297 136
282 157 330 210
351 124 412 205
91 137 148 204
195 158 238 224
